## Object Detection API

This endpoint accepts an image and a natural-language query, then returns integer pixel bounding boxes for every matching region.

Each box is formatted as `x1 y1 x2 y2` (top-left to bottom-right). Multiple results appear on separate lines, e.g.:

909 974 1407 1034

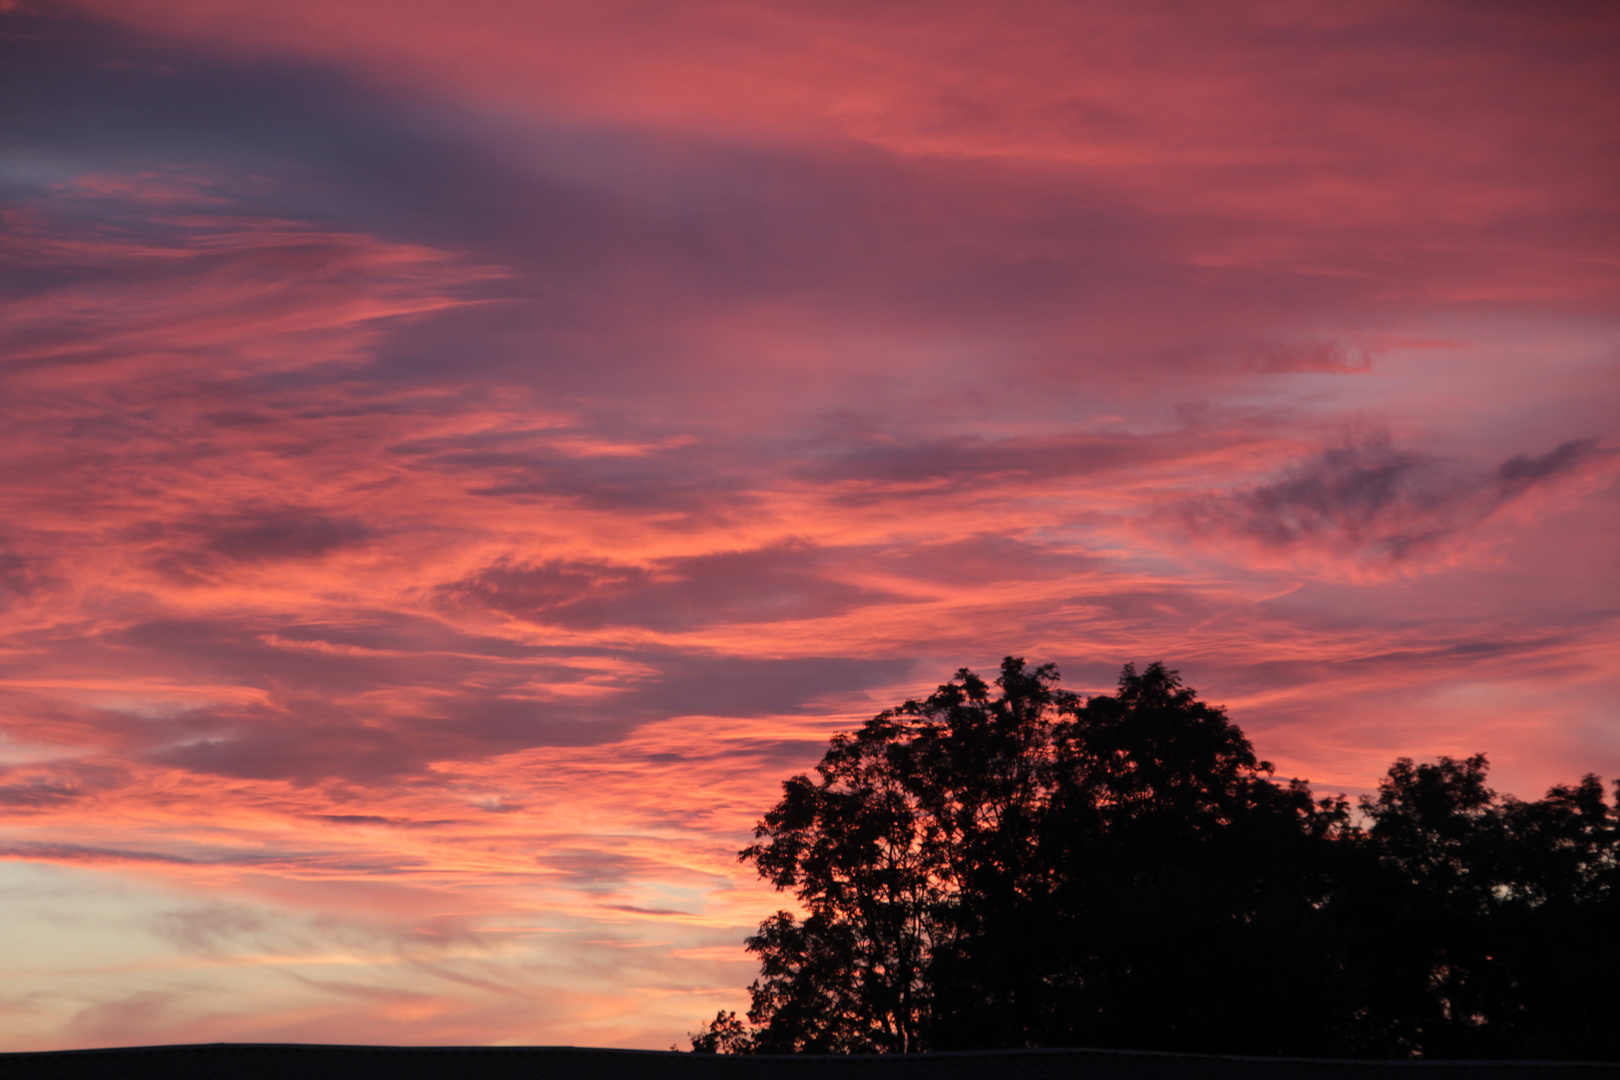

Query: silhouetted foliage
693 659 1620 1059
688 1010 753 1054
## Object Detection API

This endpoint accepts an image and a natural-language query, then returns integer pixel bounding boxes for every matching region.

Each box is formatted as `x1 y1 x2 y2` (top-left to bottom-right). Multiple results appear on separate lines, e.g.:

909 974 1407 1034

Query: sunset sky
2 0 1618 1052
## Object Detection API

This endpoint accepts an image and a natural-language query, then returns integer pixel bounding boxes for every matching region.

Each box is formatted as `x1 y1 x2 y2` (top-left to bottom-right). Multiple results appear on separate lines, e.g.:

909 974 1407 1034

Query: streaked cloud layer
2 0 1617 1051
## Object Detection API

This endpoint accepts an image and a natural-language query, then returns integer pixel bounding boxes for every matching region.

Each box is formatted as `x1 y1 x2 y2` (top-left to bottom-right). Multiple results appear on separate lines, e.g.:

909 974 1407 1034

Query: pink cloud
0 0 1615 1052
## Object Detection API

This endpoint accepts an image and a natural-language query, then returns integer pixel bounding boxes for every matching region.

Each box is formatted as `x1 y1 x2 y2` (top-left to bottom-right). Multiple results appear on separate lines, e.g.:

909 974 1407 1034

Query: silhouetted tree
949 661 1354 1054
1490 774 1620 1060
1352 757 1620 1060
694 658 1620 1060
688 1010 754 1054
737 658 1076 1051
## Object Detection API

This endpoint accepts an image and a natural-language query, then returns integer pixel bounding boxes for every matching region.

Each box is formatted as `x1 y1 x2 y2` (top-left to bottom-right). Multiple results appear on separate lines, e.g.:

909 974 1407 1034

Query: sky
1 0 1618 1052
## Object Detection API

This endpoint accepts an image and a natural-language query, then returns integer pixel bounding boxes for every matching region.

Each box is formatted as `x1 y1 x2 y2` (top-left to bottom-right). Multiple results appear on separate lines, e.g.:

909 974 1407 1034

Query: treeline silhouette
690 659 1619 1059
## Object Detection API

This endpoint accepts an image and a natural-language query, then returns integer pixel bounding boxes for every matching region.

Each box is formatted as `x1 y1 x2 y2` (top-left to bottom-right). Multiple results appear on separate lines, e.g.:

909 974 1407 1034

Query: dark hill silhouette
694 659 1620 1060
2 1044 1618 1080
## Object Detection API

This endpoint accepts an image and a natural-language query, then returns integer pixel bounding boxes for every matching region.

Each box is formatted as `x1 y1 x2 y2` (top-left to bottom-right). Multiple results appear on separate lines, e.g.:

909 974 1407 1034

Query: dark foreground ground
0 1045 1616 1080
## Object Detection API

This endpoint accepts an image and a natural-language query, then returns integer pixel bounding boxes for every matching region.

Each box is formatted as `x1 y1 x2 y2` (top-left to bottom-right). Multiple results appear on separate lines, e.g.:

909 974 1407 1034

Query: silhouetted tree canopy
690 658 1620 1060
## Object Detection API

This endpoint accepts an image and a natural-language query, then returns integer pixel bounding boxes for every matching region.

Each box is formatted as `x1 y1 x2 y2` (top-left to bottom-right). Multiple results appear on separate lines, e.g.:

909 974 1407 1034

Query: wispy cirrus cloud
132 507 375 585
442 542 898 631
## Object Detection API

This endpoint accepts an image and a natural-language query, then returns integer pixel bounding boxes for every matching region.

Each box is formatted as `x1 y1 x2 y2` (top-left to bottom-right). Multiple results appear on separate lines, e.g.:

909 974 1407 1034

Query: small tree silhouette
688 1010 753 1054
